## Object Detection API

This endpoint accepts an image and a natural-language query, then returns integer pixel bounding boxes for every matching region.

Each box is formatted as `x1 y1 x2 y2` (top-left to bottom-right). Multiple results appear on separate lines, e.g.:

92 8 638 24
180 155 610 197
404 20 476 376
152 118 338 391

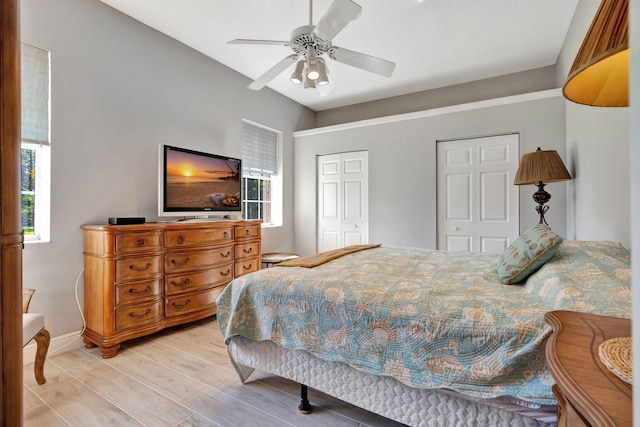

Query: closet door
437 134 519 253
317 151 369 252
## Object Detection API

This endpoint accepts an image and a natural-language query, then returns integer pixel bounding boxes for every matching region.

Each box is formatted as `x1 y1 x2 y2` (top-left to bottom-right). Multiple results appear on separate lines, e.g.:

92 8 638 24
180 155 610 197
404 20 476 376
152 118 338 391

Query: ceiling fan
228 0 396 92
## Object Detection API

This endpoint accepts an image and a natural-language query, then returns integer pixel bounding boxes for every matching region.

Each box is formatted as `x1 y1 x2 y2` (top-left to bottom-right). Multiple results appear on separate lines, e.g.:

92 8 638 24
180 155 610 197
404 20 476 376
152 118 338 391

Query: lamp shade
290 60 305 84
563 0 628 107
514 148 572 185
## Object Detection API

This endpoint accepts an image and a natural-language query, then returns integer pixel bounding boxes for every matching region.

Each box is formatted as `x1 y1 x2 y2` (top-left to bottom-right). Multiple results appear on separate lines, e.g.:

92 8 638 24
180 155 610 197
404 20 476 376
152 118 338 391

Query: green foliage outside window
21 148 36 234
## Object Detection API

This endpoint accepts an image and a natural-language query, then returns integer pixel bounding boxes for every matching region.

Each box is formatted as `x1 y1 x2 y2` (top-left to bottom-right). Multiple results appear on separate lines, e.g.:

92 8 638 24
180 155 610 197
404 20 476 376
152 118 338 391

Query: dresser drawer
235 258 259 277
115 255 162 282
115 300 162 332
115 232 162 253
165 286 225 317
235 242 259 260
165 247 233 273
165 228 233 248
116 278 163 307
165 264 233 295
235 224 260 240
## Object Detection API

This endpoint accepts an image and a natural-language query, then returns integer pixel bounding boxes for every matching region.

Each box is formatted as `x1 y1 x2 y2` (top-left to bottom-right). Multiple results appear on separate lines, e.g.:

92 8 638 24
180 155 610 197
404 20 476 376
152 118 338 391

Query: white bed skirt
227 336 557 427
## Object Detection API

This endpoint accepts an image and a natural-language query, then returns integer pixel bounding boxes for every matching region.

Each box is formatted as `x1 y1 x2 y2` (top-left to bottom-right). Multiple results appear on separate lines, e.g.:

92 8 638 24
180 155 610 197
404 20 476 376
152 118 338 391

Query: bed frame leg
297 384 312 414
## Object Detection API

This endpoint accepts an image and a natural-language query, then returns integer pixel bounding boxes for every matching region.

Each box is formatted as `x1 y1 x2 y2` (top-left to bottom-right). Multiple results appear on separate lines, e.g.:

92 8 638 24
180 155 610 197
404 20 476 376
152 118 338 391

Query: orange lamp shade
563 0 628 107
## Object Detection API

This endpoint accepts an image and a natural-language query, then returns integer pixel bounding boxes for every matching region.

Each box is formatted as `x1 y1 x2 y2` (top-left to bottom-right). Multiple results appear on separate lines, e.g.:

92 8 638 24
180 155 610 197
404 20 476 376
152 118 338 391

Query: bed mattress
227 336 557 427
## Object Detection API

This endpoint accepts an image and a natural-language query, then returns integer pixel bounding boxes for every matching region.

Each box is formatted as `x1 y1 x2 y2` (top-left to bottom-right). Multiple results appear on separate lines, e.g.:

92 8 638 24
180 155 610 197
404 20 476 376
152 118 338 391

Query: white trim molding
23 329 83 366
295 88 563 137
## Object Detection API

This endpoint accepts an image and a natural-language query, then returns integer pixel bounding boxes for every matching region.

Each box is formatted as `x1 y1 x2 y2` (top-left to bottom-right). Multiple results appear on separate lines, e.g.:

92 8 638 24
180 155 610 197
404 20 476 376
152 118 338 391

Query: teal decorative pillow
497 224 563 285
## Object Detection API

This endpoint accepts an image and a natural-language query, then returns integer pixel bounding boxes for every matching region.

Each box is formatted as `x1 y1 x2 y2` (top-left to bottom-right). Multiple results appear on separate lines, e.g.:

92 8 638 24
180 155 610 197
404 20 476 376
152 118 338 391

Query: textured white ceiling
99 0 579 111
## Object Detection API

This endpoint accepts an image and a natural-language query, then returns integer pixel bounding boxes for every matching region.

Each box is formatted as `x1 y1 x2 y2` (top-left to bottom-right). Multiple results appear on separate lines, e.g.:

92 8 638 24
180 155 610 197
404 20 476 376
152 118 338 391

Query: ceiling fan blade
313 0 362 41
330 46 396 77
228 39 289 46
248 55 298 90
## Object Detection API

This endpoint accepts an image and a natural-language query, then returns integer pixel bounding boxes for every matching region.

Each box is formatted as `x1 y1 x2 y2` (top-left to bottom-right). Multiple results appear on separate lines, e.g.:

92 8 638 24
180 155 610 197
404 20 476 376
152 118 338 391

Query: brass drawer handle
223 231 230 239
221 251 231 258
220 269 231 277
129 263 152 272
242 263 252 271
170 278 190 288
129 285 151 295
129 308 152 319
135 238 145 247
245 229 251 237
171 257 191 267
177 234 185 244
243 247 253 254
171 299 191 309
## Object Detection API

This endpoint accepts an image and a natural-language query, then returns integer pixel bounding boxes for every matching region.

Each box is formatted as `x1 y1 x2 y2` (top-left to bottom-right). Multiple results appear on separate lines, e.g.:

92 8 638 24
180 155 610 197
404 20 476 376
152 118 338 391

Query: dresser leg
83 338 97 348
99 344 121 358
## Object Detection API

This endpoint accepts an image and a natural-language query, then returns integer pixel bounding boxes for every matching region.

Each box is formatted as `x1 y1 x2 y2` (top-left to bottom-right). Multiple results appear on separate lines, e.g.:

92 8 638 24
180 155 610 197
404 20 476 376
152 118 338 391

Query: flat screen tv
158 144 242 218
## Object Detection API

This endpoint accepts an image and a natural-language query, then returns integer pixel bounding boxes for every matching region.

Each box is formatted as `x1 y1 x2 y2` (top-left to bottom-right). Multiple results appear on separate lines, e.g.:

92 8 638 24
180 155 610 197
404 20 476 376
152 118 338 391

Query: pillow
497 224 563 285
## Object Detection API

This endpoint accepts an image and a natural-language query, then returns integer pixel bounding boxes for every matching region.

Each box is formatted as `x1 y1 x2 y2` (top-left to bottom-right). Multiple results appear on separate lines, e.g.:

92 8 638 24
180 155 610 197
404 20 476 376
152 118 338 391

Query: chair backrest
22 289 35 314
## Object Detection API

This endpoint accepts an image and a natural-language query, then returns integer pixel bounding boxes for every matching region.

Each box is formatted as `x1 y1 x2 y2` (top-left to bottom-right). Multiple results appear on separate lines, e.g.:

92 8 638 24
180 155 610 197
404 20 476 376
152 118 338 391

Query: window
21 43 51 242
241 120 282 226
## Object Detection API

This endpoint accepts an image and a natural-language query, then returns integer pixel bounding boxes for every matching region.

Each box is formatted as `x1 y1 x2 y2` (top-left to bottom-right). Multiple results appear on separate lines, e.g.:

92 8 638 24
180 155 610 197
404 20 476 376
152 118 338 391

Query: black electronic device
108 217 146 225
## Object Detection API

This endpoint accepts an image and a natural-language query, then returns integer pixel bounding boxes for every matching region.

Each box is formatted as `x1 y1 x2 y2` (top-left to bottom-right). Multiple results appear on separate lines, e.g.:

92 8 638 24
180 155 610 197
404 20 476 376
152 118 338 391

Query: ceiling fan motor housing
290 25 331 58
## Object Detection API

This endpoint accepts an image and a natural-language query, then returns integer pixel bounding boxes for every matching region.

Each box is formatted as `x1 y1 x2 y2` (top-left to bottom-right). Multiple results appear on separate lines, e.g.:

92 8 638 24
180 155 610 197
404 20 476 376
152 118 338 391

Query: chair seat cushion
23 313 45 346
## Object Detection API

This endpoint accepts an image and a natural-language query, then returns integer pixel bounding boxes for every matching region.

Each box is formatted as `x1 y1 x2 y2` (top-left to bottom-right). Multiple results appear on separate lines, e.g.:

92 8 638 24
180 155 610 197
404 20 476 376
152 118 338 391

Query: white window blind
242 121 278 175
21 43 50 145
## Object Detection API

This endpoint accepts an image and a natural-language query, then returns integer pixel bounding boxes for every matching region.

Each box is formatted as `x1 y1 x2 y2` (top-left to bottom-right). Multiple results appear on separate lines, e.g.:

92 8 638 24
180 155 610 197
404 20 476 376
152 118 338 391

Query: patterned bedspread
216 241 631 406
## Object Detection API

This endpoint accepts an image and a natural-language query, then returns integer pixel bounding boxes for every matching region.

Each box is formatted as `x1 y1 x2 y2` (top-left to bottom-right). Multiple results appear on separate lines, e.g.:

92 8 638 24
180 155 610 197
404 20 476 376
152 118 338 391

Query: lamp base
536 204 550 226
532 181 551 226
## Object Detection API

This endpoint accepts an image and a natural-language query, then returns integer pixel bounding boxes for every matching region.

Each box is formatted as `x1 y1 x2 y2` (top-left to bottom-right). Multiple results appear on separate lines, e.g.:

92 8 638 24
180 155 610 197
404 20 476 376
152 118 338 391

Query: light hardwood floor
23 317 406 426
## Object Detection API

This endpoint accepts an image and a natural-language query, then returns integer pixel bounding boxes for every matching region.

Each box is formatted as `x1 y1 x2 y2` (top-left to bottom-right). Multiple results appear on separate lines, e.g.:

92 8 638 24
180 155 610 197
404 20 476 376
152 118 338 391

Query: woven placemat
598 336 632 384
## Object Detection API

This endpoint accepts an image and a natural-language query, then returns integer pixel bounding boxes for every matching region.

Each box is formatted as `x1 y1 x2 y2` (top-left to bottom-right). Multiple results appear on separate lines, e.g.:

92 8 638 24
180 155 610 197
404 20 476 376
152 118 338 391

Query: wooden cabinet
545 310 632 427
82 220 261 358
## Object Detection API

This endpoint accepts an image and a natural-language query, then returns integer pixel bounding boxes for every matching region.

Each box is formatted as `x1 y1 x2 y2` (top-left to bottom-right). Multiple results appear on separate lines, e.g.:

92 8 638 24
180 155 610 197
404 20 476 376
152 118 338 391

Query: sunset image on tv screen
165 149 240 210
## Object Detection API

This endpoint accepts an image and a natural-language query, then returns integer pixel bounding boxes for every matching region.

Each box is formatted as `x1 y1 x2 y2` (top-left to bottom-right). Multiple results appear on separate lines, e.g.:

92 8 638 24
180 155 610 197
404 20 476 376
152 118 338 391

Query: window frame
20 42 51 244
21 141 51 243
241 119 283 227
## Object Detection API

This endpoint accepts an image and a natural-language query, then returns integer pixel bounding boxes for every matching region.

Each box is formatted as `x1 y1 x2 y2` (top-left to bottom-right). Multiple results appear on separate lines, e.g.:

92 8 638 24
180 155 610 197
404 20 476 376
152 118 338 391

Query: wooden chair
22 289 49 384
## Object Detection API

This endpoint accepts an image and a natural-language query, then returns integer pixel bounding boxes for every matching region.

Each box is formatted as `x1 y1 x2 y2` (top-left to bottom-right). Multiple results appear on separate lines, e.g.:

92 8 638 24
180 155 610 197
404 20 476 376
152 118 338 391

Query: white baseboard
23 329 83 366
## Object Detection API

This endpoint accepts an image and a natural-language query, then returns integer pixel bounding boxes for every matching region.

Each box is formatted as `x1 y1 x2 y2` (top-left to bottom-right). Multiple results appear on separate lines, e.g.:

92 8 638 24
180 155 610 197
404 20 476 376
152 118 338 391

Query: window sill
260 223 282 229
24 238 50 245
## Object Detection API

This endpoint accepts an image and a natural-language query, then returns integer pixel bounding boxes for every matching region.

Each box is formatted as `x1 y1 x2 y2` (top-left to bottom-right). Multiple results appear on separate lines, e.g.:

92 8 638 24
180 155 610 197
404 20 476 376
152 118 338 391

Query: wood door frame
1 0 24 424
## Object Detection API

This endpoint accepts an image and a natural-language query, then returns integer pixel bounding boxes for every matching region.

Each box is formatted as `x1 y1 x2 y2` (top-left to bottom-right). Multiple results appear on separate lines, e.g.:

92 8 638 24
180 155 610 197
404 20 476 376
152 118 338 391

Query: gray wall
21 0 315 337
316 66 558 127
294 94 567 256
557 0 631 249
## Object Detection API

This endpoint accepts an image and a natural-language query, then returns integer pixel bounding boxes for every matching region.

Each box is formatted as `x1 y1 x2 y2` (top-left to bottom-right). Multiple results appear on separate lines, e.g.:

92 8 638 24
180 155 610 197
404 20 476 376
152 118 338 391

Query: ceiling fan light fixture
290 60 305 84
316 58 329 86
230 0 396 92
306 57 320 80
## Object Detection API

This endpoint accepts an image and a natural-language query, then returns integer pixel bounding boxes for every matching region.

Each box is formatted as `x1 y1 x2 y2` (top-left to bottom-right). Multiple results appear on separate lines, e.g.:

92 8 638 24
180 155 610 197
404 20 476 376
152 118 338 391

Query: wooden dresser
81 220 261 357
545 310 632 427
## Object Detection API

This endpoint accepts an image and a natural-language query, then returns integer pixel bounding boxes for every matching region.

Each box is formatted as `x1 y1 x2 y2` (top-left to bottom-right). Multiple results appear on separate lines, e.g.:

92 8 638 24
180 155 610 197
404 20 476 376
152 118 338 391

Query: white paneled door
437 134 519 253
317 151 369 253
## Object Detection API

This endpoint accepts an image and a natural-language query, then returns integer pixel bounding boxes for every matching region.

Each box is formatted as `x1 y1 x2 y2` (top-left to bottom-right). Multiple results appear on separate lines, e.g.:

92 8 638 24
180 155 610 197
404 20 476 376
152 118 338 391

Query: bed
216 233 632 426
